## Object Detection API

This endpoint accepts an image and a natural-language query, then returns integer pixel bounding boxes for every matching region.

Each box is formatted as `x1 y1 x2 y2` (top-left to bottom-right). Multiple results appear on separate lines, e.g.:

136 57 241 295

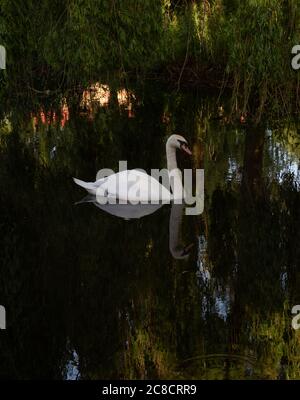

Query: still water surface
0 86 299 379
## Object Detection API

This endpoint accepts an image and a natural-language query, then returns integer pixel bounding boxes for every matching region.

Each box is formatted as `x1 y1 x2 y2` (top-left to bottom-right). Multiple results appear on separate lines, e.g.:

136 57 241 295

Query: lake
0 84 299 379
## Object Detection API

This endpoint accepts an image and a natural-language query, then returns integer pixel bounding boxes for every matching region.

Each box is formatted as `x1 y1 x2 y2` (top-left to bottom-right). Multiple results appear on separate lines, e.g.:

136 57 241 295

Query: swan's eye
178 140 188 147
178 139 192 155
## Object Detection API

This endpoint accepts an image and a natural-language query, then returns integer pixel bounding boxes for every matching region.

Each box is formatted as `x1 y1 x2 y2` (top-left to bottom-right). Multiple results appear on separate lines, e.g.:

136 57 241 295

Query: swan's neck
166 144 177 171
166 143 183 200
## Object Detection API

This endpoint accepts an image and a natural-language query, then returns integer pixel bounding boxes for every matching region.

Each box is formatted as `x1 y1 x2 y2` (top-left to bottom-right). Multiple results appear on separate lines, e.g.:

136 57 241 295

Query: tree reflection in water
0 87 299 379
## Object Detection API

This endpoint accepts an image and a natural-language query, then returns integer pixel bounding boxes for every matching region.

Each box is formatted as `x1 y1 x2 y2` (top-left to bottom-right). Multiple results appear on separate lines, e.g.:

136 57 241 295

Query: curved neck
166 142 183 200
166 143 178 171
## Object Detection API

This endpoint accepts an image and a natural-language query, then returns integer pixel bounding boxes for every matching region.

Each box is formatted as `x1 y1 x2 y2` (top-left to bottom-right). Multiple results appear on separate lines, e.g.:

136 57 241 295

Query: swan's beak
181 143 192 156
182 243 194 256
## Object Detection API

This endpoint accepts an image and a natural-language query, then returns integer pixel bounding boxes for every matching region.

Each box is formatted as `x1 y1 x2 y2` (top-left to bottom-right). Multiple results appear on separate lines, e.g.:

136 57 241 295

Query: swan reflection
76 194 164 220
169 203 194 260
76 196 194 259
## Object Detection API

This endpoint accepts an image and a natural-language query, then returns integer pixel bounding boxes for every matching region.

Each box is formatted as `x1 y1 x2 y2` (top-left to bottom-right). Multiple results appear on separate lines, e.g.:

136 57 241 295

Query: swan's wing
103 170 171 202
75 170 172 202
73 176 107 194
73 177 98 194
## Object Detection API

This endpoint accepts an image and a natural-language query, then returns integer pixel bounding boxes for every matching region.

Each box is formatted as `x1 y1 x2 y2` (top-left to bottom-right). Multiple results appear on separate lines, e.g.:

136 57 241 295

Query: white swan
73 134 192 203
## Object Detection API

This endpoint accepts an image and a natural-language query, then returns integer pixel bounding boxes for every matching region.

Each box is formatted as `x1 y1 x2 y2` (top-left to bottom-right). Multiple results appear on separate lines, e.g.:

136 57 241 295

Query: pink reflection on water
30 84 136 129
31 99 70 129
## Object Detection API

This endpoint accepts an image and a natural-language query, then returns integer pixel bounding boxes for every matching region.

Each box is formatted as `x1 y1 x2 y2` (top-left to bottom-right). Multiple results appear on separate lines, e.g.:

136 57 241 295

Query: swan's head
171 243 194 260
167 134 192 155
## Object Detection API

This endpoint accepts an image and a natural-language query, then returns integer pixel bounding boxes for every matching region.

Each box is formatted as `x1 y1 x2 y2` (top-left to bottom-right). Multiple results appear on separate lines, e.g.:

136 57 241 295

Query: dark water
0 86 299 379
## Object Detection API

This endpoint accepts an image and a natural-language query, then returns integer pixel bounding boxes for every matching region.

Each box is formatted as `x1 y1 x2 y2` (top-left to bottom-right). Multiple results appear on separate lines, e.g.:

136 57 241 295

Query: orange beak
181 143 192 156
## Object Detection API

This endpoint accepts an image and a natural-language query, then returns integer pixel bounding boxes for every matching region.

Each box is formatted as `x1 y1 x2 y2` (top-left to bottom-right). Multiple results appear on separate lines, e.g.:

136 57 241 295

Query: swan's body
73 134 191 203
73 169 172 202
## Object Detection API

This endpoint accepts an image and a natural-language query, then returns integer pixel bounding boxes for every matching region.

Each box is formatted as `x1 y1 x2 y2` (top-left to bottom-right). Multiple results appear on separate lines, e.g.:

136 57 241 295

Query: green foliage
221 0 300 120
0 0 299 121
0 0 164 89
